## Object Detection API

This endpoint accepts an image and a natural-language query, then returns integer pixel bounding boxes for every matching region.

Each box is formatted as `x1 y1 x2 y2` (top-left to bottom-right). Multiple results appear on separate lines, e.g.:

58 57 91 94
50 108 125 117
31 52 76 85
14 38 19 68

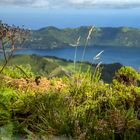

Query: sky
0 0 140 29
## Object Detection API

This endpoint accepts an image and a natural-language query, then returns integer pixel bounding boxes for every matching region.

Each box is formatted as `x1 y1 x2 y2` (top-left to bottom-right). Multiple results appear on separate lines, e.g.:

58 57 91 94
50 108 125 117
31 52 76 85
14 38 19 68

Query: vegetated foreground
0 61 140 140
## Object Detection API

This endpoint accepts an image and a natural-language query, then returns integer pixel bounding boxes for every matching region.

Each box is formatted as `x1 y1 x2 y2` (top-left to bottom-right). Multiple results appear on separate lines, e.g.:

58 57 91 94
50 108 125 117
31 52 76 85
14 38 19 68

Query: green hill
24 26 140 49
0 54 122 83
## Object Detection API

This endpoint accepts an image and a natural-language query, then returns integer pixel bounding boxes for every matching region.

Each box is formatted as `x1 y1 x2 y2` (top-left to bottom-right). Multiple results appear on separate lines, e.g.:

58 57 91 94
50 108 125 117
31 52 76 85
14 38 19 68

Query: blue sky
0 0 140 29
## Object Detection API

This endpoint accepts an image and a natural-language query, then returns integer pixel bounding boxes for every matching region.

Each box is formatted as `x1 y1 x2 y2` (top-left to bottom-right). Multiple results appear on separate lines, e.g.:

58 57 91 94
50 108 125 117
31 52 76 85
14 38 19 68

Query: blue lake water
13 46 140 69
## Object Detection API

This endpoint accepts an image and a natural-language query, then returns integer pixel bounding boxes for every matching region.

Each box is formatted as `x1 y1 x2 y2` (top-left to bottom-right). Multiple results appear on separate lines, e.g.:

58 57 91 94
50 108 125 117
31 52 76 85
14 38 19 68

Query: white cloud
0 0 49 7
31 0 49 7
69 0 140 8
0 0 140 9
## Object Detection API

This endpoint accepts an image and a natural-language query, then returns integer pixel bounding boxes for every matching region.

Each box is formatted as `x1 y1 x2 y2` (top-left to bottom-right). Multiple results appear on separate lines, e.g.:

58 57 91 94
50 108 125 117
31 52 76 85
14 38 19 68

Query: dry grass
1 75 66 93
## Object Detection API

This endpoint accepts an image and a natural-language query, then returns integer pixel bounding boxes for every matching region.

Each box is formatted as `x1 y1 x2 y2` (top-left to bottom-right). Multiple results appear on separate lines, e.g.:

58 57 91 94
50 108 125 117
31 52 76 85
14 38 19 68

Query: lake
12 45 140 69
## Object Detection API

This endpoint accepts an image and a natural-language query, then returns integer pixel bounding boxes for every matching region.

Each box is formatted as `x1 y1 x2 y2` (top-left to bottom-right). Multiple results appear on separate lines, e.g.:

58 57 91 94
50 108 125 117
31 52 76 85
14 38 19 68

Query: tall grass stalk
85 50 104 78
92 51 103 81
79 26 94 73
93 50 104 61
92 61 102 81
81 26 94 61
2 40 7 62
74 36 81 72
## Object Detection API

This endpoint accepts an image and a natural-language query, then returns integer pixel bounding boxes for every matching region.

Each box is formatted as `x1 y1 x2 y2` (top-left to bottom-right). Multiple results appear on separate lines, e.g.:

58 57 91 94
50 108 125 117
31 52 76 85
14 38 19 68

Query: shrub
114 66 140 86
0 64 140 139
0 65 34 78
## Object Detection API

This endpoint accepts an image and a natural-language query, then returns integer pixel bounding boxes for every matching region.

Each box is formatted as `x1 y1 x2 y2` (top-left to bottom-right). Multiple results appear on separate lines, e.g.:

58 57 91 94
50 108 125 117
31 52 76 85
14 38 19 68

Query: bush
0 66 140 139
114 66 140 86
0 65 34 78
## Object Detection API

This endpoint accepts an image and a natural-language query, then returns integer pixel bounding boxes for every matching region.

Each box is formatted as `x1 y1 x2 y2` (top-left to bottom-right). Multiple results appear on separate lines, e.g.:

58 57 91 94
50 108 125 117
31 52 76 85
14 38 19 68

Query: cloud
0 0 49 7
70 0 140 9
0 0 140 9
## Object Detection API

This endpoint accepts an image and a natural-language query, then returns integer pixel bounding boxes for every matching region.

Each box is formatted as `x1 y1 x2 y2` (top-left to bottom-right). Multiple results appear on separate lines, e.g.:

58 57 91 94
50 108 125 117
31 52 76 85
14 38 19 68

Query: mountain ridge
24 26 140 49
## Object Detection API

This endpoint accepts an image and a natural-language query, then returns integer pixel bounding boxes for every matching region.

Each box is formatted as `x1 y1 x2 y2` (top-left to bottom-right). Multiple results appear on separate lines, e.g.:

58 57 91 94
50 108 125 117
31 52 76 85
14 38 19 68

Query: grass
0 54 123 83
0 65 140 139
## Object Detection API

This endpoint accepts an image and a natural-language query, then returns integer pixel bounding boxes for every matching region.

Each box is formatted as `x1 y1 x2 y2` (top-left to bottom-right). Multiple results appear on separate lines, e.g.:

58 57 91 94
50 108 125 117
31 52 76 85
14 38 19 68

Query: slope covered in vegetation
0 54 122 83
0 64 140 140
25 26 140 49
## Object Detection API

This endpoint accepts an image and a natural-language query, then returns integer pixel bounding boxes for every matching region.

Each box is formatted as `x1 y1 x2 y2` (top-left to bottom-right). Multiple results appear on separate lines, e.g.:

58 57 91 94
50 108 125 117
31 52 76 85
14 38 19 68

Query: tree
0 21 30 73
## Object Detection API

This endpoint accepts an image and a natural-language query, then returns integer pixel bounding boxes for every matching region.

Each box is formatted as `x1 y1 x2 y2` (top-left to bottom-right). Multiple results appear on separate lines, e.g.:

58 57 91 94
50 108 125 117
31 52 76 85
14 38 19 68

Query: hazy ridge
24 26 140 49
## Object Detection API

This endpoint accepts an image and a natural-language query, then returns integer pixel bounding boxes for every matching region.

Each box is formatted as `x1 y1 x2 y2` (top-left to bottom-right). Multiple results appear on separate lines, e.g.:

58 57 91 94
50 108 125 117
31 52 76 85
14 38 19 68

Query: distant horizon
1 16 140 30
0 1 140 29
1 21 140 30
1 11 140 30
35 25 140 30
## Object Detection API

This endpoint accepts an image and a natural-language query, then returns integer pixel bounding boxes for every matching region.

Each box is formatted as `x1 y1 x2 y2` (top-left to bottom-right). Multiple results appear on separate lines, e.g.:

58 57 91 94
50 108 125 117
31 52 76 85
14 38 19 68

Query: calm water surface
13 46 140 69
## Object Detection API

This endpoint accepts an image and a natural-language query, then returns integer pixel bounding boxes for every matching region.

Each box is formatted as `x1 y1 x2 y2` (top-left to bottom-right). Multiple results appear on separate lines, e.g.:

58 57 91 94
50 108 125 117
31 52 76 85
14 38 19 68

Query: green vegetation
0 54 122 83
24 26 140 49
0 64 140 139
0 22 140 139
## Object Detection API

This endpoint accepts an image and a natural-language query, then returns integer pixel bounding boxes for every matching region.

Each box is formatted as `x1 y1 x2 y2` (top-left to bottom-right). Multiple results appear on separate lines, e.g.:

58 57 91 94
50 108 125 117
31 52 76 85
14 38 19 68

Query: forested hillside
24 26 140 49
